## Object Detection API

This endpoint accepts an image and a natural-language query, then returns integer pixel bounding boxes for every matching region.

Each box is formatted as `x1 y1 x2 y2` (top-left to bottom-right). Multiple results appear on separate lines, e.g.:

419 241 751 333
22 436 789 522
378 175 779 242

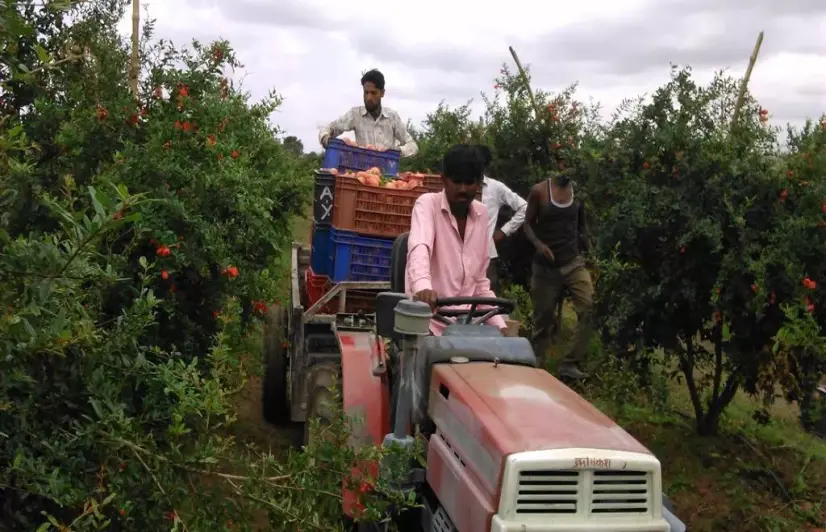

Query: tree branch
678 335 705 425
108 435 294 483
223 478 327 531
711 324 724 407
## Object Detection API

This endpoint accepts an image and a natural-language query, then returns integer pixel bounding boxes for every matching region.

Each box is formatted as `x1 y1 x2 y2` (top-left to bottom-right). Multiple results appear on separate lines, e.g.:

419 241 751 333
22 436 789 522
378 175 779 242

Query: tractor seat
388 232 503 338
390 232 409 294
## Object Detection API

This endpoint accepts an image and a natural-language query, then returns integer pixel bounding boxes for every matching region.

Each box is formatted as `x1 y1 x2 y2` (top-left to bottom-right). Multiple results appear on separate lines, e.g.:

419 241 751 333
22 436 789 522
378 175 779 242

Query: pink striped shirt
405 191 507 335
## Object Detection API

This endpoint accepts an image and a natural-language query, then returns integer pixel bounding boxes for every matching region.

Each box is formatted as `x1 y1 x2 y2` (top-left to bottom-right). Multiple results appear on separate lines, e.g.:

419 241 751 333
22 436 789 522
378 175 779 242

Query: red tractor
263 235 687 531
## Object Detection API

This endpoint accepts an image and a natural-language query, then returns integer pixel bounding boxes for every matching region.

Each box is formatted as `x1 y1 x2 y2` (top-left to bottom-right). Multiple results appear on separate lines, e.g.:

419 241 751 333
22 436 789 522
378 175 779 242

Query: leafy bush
409 62 826 436
589 67 826 434
2 1 412 529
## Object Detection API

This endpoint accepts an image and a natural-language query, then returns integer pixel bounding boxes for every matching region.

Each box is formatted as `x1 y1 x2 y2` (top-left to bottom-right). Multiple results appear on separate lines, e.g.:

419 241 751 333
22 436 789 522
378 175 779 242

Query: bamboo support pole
508 46 543 120
129 0 140 98
731 31 764 131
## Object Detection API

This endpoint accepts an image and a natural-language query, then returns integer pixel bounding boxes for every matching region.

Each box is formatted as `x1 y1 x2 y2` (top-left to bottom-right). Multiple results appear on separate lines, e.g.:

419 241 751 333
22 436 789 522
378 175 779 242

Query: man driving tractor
406 144 508 335
318 68 419 157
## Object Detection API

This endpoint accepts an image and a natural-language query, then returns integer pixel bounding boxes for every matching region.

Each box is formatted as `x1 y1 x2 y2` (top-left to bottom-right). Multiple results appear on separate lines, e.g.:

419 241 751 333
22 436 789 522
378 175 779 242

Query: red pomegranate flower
222 265 239 278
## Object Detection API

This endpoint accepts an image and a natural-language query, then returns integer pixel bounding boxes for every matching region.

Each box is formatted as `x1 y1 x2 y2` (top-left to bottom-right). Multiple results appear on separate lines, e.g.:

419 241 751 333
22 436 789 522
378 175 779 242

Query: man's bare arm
523 187 542 249
318 108 356 147
523 186 555 262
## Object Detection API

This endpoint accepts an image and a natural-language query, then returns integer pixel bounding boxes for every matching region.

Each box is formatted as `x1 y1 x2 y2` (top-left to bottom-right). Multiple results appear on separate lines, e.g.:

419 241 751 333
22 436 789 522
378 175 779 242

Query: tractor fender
337 330 390 447
336 330 390 519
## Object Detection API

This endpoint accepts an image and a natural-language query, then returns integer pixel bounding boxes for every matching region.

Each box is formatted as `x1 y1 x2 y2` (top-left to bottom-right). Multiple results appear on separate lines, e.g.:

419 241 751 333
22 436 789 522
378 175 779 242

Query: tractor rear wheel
262 304 290 425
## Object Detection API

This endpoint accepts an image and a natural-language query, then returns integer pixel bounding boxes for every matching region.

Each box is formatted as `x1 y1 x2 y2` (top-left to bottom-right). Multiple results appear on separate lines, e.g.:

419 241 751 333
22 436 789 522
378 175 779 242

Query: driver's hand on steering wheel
414 289 439 310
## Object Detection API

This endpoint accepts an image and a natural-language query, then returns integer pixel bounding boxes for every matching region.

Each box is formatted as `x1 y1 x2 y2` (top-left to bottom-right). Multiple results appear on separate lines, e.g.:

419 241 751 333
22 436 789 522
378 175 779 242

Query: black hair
473 144 492 166
442 144 484 183
360 69 385 91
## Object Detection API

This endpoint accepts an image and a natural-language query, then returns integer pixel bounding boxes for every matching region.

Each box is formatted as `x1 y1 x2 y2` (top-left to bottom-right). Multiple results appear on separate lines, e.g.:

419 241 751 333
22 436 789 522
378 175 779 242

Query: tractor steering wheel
431 297 515 326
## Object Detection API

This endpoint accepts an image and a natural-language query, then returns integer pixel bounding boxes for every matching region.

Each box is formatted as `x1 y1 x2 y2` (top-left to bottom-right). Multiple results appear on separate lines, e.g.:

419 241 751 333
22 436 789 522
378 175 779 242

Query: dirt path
231 211 312 452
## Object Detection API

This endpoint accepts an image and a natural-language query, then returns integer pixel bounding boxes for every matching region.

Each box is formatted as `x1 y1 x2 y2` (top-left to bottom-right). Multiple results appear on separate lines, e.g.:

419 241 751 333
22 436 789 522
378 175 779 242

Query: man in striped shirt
319 69 418 157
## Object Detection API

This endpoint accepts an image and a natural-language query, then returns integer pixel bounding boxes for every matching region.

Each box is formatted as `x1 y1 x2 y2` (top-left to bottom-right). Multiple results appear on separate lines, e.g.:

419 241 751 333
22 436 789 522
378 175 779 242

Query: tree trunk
696 372 741 436
128 0 139 98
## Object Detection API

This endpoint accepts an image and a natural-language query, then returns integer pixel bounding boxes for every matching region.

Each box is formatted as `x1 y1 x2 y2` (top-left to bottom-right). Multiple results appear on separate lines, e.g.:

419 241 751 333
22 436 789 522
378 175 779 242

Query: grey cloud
390 74 490 103
349 32 497 75
688 0 826 16
518 2 825 82
180 0 340 30
763 92 826 124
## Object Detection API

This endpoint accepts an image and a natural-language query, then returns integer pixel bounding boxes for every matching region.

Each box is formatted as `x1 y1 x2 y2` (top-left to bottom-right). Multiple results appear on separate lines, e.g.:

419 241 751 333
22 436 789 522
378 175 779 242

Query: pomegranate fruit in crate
399 171 440 192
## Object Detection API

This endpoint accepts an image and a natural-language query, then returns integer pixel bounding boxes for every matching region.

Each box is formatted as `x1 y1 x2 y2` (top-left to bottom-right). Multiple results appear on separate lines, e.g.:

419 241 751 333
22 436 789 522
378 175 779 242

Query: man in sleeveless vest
523 172 593 380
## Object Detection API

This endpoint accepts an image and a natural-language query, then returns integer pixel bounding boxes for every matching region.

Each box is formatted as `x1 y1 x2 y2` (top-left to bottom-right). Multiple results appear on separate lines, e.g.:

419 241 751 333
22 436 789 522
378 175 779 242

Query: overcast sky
120 0 826 153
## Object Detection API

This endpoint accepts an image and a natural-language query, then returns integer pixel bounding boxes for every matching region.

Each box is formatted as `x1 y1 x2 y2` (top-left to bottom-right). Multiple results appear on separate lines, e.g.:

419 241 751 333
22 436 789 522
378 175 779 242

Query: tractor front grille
590 470 651 514
515 469 652 517
516 470 580 514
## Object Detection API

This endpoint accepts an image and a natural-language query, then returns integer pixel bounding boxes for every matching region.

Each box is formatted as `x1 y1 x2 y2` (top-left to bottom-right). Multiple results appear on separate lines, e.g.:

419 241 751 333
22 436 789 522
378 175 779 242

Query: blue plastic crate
310 226 332 276
322 139 401 176
329 228 394 282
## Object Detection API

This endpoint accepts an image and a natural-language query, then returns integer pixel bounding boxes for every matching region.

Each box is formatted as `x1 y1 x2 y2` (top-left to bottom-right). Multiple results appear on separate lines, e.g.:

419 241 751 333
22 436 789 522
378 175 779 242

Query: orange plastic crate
304 269 380 314
332 175 430 238
420 174 443 193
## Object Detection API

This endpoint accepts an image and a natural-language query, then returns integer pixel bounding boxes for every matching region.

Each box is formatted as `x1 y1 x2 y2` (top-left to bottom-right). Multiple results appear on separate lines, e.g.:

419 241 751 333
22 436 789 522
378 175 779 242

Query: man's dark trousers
530 255 594 369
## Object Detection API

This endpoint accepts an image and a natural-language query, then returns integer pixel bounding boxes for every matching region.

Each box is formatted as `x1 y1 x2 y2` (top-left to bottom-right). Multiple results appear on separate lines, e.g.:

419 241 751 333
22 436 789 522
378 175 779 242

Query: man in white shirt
319 69 418 157
474 145 527 291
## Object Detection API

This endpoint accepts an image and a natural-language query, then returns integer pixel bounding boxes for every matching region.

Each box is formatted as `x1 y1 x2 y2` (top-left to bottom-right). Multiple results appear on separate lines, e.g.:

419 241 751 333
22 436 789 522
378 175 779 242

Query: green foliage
403 101 484 173
410 62 826 438
499 282 534 335
590 67 826 435
1 1 413 530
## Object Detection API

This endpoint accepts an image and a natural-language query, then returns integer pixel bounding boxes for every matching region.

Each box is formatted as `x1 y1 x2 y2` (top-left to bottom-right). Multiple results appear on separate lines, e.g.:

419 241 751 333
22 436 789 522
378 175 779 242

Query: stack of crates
306 139 442 312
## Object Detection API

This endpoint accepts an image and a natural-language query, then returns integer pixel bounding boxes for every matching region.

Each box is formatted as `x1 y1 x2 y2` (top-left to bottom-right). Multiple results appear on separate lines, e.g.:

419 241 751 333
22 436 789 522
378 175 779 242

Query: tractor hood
428 362 651 459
